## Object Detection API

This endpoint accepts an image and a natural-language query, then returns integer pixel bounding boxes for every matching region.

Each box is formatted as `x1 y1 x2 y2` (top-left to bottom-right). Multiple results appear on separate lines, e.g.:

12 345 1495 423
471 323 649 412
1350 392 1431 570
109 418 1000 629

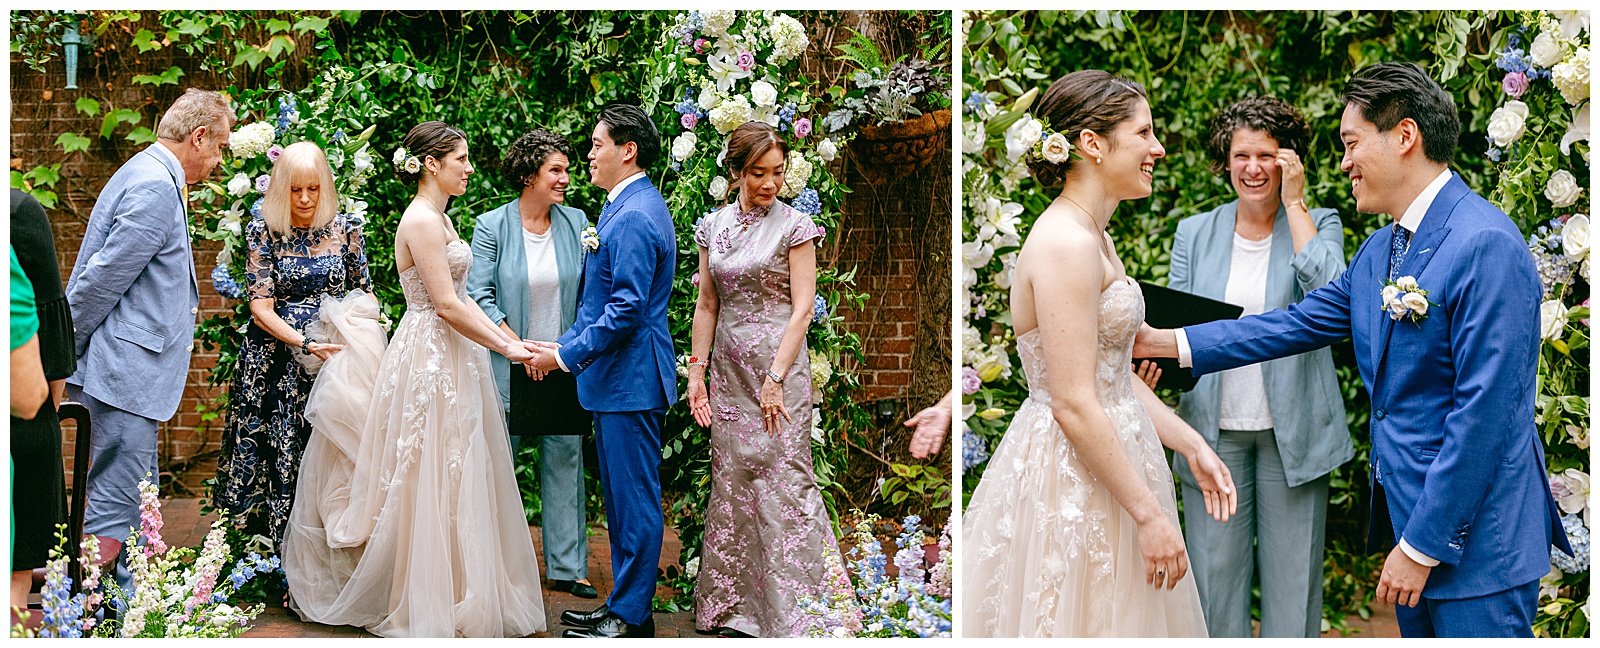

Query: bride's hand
1130 493 1190 590
1185 443 1237 522
502 340 536 364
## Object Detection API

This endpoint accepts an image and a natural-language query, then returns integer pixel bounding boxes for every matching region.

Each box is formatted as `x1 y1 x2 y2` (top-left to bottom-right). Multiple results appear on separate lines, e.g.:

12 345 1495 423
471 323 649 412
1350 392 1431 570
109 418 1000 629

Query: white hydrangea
809 348 833 386
1553 47 1590 106
671 131 698 161
780 150 812 198
765 14 809 64
702 10 736 36
750 80 779 107
708 93 753 134
229 122 276 160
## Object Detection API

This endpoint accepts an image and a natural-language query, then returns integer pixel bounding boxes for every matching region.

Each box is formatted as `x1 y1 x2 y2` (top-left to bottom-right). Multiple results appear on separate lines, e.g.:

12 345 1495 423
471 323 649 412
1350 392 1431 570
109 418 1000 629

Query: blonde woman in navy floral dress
215 142 370 545
686 122 844 637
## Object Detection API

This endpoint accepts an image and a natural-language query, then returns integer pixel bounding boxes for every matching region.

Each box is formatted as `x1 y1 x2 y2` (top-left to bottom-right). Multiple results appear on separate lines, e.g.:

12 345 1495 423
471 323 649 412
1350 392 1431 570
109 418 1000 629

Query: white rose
403 156 421 175
1040 132 1072 164
671 132 698 161
226 173 251 197
1541 299 1570 340
1545 169 1583 208
392 147 407 166
1381 284 1402 305
1394 276 1419 292
750 80 778 107
1486 101 1530 147
1003 116 1044 161
1401 291 1429 316
708 176 729 200
1564 214 1590 261
1553 47 1591 106
1531 30 1564 68
697 84 721 111
816 138 838 162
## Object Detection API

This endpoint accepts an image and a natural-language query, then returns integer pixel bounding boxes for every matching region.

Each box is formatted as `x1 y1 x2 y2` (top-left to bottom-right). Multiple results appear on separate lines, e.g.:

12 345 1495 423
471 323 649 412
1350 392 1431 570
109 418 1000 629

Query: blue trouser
1394 578 1539 637
593 409 664 625
1175 428 1329 638
508 428 590 581
68 384 159 596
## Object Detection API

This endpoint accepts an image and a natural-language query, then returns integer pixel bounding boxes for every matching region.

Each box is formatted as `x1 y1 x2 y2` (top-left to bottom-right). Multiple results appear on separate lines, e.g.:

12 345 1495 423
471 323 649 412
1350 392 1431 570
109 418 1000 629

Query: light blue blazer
65 145 200 421
1168 201 1352 488
467 200 588 411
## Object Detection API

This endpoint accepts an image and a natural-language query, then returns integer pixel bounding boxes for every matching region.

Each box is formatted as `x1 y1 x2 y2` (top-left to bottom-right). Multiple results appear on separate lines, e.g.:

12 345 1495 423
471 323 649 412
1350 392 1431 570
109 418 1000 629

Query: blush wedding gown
282 239 546 637
961 278 1207 637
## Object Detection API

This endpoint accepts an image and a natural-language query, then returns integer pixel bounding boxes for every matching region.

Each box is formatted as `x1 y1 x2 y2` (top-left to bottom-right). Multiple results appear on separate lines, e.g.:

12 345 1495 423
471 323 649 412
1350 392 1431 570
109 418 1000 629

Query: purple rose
793 117 812 139
255 174 271 193
682 113 699 130
1502 71 1529 98
266 145 283 163
961 367 981 395
735 50 755 71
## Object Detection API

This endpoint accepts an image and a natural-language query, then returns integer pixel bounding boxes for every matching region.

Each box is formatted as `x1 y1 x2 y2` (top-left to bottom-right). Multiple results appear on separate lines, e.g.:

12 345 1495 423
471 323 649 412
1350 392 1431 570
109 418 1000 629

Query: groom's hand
1376 545 1433 608
524 340 562 373
1132 324 1179 359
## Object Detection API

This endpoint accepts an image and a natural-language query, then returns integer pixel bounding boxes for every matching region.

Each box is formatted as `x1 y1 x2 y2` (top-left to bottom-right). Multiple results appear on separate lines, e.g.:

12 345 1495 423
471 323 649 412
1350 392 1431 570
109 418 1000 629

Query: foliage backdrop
960 10 1589 636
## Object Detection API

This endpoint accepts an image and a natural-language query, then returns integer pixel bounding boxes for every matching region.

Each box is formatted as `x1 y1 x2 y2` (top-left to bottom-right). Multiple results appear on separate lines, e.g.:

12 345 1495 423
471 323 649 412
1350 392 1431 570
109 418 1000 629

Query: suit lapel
1373 174 1466 375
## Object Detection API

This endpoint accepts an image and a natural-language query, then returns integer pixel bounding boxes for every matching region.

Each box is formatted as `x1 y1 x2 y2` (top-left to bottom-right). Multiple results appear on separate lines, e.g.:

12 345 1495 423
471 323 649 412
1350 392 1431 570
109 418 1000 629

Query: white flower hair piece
392 146 422 174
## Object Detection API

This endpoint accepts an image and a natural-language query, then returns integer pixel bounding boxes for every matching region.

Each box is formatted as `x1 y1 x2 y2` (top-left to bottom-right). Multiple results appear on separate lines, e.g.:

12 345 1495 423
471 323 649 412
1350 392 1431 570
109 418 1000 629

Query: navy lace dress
214 213 370 544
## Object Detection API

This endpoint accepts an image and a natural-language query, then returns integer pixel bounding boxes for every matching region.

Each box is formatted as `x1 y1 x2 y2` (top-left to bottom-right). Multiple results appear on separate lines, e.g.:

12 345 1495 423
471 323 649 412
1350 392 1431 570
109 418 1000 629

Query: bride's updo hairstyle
724 121 790 181
1026 70 1148 188
396 120 468 185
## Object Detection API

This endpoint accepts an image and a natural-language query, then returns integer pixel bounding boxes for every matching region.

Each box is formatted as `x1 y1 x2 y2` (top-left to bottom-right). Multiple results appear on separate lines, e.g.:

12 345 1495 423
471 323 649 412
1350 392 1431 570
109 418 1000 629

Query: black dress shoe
561 604 611 628
562 613 654 638
548 579 599 599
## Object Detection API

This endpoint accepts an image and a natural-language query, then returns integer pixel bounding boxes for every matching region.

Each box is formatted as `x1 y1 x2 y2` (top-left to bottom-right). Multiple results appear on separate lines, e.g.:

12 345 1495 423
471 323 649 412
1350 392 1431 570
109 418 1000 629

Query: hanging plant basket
850 108 951 182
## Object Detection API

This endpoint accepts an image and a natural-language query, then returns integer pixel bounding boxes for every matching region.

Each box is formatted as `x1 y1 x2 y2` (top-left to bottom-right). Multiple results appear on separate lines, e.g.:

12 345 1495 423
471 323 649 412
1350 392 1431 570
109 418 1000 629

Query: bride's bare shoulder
1020 215 1102 260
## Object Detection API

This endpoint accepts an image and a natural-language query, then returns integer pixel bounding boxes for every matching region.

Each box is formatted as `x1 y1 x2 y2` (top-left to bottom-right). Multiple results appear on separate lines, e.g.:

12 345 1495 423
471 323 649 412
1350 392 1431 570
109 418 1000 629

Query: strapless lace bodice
1018 278 1145 405
399 240 473 311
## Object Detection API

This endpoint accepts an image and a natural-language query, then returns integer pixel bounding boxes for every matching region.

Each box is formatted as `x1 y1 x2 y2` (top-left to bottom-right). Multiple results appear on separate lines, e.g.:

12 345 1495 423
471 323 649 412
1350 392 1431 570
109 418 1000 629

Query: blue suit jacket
65 145 200 421
555 177 678 412
1170 202 1352 487
467 200 588 411
1184 174 1569 599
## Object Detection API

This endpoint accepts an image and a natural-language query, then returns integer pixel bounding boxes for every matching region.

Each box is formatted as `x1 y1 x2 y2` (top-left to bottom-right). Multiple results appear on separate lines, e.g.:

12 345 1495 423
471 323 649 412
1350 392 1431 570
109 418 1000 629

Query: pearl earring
1095 156 1102 164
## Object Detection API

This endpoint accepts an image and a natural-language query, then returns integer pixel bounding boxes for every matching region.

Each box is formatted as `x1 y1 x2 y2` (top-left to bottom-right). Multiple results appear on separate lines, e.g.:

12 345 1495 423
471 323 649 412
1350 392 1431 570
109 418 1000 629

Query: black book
1134 281 1244 392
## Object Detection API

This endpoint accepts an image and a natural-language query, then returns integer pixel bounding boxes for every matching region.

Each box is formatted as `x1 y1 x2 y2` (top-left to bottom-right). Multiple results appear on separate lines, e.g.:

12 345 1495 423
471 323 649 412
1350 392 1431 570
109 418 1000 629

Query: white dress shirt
1175 168 1454 566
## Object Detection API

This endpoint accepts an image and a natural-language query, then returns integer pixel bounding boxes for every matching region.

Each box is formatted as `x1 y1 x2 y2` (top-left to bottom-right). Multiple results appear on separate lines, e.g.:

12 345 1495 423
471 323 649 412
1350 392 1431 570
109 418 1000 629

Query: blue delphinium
964 91 995 116
777 102 797 127
812 294 828 325
275 97 298 136
212 265 244 300
1487 147 1502 162
1496 47 1530 74
792 187 822 216
674 89 699 115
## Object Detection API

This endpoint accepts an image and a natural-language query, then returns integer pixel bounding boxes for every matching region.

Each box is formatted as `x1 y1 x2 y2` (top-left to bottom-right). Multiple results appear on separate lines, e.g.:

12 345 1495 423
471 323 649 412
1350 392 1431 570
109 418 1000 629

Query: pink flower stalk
137 480 167 557
1503 71 1529 98
735 50 756 71
682 113 699 130
793 117 812 139
186 525 229 611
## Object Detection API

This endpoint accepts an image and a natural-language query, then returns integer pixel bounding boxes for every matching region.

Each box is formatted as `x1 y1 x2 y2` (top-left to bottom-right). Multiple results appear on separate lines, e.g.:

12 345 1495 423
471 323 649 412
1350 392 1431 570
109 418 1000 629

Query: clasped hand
505 339 561 380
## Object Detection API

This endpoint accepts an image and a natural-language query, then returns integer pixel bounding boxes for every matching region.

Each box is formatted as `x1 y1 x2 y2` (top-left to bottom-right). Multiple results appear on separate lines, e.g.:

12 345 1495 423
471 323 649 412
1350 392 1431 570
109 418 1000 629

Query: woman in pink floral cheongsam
686 121 844 637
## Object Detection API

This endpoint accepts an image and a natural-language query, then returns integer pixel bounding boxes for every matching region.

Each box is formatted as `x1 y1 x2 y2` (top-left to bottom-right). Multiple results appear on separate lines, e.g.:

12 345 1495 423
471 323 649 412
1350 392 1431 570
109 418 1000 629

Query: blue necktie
1389 224 1412 280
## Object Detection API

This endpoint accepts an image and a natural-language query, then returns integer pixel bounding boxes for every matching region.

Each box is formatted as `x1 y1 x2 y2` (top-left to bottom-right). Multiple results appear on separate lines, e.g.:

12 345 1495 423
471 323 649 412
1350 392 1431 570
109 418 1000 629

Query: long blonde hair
262 141 339 235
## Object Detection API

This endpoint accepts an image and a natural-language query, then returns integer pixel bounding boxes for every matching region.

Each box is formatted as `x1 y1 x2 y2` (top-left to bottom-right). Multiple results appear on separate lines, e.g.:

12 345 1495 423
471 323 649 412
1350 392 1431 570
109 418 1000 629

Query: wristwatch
765 369 784 384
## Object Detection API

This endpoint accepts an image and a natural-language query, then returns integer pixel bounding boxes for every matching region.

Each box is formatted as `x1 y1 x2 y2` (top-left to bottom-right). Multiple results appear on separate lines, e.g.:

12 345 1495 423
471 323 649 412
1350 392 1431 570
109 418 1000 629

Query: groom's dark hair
1341 62 1459 164
599 104 661 169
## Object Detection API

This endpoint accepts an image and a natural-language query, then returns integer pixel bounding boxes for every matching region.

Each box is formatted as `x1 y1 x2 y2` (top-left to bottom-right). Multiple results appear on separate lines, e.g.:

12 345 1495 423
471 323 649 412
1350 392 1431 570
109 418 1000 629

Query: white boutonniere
1381 275 1436 324
581 226 600 252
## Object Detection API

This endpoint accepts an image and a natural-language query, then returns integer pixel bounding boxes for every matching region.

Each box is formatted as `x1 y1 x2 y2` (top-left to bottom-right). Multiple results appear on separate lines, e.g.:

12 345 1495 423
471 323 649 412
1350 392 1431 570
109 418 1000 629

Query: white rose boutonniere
1381 275 1435 324
581 226 600 252
1545 169 1583 208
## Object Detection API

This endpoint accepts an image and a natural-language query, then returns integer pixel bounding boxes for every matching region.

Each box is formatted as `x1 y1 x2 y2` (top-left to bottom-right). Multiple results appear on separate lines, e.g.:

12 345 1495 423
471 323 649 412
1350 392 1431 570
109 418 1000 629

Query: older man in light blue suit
65 89 232 592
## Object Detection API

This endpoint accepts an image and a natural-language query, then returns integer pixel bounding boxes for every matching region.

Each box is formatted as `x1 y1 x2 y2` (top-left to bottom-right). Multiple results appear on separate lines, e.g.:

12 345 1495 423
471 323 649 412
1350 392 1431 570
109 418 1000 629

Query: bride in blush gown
961 71 1237 638
282 122 546 637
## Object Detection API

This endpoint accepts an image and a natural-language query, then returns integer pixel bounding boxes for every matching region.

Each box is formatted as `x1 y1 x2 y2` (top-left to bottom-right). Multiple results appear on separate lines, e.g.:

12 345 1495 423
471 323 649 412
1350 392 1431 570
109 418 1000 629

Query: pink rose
793 117 812 139
691 272 700 287
267 144 283 163
961 367 981 394
735 50 755 71
682 113 699 130
694 38 708 53
1503 71 1529 98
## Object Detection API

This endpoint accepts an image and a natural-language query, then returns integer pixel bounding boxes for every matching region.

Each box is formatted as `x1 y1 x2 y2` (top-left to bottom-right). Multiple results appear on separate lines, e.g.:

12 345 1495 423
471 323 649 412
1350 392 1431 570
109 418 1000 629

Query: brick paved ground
150 497 701 638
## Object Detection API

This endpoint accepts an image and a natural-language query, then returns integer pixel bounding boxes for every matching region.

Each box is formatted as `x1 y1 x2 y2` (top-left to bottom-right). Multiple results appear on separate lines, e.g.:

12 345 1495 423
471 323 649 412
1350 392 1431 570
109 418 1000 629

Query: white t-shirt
1217 232 1274 431
522 226 563 343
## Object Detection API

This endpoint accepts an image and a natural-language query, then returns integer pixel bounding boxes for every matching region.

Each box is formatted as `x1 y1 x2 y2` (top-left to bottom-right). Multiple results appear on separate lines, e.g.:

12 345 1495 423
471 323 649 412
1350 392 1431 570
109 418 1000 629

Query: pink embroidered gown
691 200 845 637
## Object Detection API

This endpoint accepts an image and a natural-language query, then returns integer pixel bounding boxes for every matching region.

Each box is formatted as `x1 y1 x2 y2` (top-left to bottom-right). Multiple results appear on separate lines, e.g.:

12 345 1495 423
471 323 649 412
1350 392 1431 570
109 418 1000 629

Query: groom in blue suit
1137 63 1570 637
527 104 677 639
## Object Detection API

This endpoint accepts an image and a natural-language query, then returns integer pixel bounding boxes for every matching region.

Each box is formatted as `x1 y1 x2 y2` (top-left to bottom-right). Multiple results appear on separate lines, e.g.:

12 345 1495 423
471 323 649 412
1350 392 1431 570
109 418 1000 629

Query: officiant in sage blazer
1164 96 1351 638
466 128 595 598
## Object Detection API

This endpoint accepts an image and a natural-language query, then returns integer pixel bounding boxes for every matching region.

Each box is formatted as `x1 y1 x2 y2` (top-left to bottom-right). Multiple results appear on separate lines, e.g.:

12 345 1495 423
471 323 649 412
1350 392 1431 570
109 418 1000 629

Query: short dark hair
724 121 790 179
502 129 574 189
1206 96 1310 175
398 120 468 185
1341 62 1459 164
598 103 661 169
1027 70 1148 187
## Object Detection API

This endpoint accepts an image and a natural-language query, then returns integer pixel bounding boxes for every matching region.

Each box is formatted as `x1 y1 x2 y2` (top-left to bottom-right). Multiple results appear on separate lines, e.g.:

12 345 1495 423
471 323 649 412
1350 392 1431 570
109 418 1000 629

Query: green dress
11 246 39 560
